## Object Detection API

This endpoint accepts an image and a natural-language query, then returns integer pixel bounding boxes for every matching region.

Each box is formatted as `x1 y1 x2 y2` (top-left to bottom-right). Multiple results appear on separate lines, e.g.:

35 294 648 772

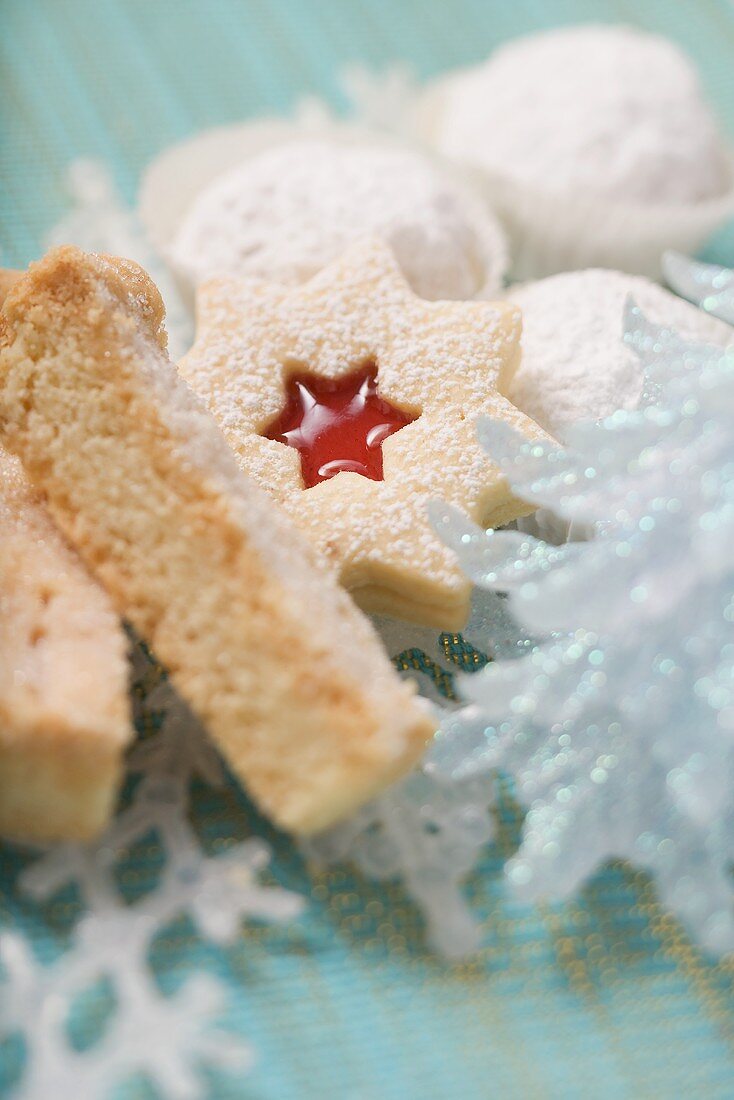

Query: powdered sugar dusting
506 269 733 441
435 25 730 204
169 139 507 300
181 238 543 625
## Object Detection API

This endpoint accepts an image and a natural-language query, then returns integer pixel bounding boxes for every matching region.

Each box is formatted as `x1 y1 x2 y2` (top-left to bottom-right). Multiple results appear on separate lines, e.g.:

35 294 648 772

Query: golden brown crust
0 246 433 835
0 445 132 842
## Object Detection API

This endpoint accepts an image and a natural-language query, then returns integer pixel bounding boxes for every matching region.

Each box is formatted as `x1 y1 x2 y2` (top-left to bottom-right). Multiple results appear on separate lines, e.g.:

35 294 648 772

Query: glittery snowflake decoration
663 249 734 326
340 62 421 138
430 296 734 955
0 646 303 1098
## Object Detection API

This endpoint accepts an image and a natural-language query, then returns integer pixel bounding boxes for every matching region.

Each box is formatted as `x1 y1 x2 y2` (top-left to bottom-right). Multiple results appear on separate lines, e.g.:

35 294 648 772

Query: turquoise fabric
2 2 734 1097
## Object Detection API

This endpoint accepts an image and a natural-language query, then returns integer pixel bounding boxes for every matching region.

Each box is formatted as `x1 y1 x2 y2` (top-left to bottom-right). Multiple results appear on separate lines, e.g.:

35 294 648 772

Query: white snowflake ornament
1 648 303 1097
304 767 495 958
432 300 734 955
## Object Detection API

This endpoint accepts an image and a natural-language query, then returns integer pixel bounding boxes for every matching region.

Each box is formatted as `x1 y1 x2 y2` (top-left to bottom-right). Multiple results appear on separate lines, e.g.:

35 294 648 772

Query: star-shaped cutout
263 363 416 486
180 239 547 628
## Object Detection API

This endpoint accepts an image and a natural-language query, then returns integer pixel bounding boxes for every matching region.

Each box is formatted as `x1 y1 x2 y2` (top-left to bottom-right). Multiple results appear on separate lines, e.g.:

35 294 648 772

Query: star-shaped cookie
180 239 545 628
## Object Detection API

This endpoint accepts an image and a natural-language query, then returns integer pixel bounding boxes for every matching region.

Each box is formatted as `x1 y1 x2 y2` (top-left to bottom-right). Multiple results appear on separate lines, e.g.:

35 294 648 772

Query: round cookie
506 269 733 442
424 26 734 278
169 138 507 301
434 25 729 204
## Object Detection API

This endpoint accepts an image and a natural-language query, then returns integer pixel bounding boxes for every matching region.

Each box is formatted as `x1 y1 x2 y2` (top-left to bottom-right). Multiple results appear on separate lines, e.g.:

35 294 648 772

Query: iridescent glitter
431 296 734 955
663 249 734 326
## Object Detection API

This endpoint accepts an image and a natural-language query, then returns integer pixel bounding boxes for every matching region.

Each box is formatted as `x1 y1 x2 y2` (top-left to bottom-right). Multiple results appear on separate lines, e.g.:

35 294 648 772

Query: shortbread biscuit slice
0 444 132 841
0 247 433 835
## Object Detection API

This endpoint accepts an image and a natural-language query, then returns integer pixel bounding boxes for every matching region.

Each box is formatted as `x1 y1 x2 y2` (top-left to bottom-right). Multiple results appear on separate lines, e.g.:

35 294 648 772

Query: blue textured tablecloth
2 2 734 1098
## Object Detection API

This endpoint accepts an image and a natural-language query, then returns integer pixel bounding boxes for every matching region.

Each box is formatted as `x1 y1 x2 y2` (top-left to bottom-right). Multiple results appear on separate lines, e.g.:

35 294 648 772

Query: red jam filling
263 364 416 488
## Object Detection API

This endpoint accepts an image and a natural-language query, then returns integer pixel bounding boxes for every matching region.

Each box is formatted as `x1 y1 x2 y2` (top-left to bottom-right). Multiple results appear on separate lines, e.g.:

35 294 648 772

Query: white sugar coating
169 139 506 299
506 269 733 441
436 25 730 204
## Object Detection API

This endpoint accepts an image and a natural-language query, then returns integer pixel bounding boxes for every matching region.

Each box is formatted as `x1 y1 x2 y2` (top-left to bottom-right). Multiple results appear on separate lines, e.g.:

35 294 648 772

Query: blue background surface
2 2 734 1098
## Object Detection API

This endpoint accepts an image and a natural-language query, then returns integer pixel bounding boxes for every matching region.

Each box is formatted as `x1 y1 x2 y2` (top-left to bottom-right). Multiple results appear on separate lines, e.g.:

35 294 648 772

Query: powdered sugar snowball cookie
158 135 507 302
423 25 734 280
506 269 733 443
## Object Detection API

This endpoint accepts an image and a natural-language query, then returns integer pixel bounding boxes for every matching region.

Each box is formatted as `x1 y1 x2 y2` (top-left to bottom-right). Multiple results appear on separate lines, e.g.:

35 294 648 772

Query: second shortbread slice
0 444 132 841
0 247 433 835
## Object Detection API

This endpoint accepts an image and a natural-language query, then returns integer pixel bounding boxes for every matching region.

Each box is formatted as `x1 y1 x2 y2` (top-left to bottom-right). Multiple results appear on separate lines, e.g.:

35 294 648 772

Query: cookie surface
180 239 545 629
0 246 433 835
